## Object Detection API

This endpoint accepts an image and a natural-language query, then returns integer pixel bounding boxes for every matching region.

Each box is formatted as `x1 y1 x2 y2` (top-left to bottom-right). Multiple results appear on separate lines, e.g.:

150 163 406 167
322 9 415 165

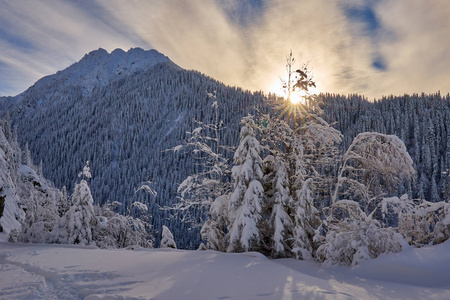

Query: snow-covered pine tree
267 155 293 257
78 160 92 180
292 178 317 260
227 116 264 252
57 161 95 245
160 225 177 249
257 107 339 259
57 186 70 217
22 142 33 167
258 116 296 257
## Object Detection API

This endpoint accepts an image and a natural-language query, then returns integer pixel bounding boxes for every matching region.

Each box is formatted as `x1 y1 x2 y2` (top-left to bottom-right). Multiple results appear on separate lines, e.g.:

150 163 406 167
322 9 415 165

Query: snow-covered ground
0 233 449 300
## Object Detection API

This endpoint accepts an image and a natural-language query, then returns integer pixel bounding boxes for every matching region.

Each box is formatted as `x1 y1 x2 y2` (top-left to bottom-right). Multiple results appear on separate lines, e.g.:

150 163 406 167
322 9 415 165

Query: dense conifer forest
321 93 450 203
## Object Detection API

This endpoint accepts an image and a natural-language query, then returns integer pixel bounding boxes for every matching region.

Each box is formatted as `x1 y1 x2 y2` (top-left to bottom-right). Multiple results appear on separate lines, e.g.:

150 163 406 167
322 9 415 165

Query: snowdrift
0 238 449 299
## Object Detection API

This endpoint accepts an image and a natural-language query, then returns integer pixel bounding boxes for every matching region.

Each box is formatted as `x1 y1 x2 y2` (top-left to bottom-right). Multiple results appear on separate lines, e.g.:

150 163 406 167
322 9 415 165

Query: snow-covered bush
161 225 177 249
13 196 59 244
200 194 228 251
418 200 450 245
92 205 153 249
377 195 450 246
333 133 415 205
316 218 405 266
433 202 450 244
7 162 62 244
316 200 406 266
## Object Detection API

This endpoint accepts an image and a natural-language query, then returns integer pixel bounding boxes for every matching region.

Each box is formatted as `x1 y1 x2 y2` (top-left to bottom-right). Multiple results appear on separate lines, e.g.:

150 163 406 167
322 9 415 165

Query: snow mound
352 241 450 288
1 241 449 299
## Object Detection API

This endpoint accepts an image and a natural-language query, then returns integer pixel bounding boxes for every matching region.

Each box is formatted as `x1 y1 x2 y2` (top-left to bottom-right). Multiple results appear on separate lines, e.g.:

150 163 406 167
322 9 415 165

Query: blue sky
0 0 449 99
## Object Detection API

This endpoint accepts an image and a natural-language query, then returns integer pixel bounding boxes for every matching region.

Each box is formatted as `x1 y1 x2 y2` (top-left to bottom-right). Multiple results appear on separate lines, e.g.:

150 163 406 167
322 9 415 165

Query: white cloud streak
0 0 449 99
0 0 144 96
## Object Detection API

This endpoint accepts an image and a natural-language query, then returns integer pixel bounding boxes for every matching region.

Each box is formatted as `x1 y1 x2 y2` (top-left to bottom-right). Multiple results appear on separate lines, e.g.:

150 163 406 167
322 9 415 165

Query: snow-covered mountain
0 48 267 248
21 47 173 97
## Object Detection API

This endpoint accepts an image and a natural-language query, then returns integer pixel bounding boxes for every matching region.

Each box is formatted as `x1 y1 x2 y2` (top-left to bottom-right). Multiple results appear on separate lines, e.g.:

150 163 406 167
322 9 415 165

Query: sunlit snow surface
0 234 449 299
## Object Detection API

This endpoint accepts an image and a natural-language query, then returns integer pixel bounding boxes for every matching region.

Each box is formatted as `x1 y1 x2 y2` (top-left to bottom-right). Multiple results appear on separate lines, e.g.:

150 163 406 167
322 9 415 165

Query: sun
289 90 307 105
269 79 320 105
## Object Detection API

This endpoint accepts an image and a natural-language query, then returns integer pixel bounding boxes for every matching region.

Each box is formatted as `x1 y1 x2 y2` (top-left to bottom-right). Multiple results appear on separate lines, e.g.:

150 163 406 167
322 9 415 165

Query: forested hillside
0 49 268 247
320 93 450 202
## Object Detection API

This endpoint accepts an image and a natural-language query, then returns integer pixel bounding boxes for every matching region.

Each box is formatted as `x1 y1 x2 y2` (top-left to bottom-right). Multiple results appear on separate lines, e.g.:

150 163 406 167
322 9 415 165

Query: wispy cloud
97 0 375 95
0 0 449 99
373 0 450 97
0 0 143 96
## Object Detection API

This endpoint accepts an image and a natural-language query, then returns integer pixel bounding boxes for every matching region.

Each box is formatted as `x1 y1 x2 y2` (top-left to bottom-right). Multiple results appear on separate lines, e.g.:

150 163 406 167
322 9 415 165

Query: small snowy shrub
92 206 153 249
200 195 228 251
432 202 450 244
160 225 177 249
378 195 450 246
316 201 406 266
317 218 405 266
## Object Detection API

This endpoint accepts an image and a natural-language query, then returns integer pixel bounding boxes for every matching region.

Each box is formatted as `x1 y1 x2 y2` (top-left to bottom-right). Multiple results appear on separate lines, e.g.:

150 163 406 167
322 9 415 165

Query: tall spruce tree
227 116 264 252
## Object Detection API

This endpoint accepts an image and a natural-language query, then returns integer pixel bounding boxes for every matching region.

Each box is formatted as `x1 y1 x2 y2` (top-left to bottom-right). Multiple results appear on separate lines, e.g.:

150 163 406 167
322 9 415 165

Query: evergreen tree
292 178 317 260
58 179 95 245
227 116 264 252
57 162 95 245
262 155 293 257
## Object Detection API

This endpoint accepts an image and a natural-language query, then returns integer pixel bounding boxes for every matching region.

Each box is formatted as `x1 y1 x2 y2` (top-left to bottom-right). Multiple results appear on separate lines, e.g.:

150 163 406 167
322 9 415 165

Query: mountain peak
87 48 109 57
27 47 174 96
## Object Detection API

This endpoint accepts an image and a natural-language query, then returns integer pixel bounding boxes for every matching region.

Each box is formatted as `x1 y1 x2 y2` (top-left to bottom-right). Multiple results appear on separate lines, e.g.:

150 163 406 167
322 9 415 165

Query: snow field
0 238 449 299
